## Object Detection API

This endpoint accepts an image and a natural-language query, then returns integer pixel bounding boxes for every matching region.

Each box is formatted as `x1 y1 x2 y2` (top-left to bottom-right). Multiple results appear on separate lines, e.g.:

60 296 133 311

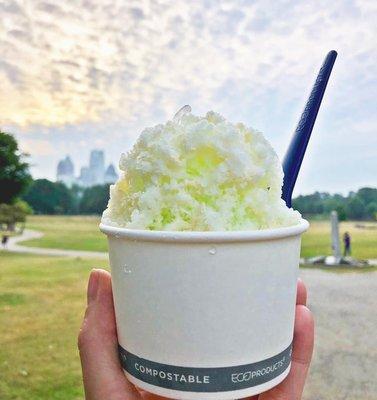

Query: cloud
19 138 55 156
0 0 375 127
0 0 376 192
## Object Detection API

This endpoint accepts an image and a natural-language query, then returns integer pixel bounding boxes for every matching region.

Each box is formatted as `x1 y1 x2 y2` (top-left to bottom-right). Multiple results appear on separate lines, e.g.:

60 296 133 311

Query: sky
1 0 376 195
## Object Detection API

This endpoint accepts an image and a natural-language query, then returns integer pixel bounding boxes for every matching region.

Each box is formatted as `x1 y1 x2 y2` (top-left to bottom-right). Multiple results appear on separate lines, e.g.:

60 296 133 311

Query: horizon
27 147 375 198
1 0 376 196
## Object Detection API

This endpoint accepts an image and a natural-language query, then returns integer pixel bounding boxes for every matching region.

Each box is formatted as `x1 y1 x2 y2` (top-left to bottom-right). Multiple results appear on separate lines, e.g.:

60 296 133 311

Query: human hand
78 269 314 400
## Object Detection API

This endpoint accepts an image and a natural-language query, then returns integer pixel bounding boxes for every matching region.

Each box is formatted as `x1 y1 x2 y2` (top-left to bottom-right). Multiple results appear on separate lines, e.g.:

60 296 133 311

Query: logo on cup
231 371 252 383
231 357 286 384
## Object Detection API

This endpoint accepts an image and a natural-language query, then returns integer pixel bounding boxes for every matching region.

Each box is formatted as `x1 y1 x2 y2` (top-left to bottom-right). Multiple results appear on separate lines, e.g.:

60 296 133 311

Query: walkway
1 230 376 265
1 229 108 259
299 268 377 399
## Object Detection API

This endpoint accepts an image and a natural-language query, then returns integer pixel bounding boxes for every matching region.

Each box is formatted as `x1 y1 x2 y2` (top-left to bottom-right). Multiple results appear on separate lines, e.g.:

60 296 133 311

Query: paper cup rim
99 219 309 243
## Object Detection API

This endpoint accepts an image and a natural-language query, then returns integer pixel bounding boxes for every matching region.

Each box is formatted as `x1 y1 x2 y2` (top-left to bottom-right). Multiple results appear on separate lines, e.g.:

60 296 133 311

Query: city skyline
1 1 376 195
56 149 118 187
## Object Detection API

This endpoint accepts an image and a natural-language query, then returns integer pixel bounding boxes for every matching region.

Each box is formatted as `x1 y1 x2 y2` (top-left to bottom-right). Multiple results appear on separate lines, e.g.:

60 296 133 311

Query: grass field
301 220 377 259
24 215 377 259
25 215 107 252
0 252 107 400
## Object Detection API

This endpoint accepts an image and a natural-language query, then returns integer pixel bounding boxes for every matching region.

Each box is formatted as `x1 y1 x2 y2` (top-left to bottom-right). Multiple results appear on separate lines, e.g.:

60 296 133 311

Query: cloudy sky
1 0 376 195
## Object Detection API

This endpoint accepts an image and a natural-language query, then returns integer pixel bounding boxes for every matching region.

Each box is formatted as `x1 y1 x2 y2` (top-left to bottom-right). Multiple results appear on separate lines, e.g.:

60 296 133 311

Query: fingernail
87 269 100 304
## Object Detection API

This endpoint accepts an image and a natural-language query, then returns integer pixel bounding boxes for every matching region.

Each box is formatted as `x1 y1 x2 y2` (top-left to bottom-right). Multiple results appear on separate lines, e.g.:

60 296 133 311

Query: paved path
300 268 377 400
1 229 107 259
2 230 376 265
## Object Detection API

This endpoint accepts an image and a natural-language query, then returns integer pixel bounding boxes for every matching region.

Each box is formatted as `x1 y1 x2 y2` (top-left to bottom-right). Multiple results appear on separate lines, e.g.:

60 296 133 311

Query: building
104 164 118 184
56 150 118 187
89 150 105 185
56 156 75 187
78 166 92 188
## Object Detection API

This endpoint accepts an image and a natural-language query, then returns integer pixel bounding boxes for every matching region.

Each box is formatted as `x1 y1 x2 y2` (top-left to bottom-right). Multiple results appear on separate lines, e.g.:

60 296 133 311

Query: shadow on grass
0 293 26 306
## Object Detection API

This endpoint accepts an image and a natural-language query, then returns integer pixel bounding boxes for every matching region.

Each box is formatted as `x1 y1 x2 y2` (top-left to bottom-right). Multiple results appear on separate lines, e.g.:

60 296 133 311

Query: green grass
0 252 107 400
301 220 377 260
24 215 107 252
0 292 26 306
23 216 377 260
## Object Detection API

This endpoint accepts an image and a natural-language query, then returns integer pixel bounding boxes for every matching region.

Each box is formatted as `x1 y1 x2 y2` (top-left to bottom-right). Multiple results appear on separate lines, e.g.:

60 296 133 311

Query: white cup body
100 220 309 399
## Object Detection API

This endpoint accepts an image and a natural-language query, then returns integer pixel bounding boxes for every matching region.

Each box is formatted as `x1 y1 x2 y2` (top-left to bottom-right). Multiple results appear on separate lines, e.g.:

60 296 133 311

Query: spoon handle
282 50 337 207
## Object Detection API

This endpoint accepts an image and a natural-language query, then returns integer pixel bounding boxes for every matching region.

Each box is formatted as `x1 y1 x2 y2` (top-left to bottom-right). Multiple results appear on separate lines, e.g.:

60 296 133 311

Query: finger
290 305 314 399
258 305 314 400
296 278 307 306
78 269 141 400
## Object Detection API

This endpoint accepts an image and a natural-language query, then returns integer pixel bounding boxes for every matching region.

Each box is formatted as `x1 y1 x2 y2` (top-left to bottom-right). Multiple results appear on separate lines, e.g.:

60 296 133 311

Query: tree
0 200 32 231
22 179 75 214
292 192 326 215
70 184 84 213
335 205 347 221
366 202 377 220
322 193 346 214
346 196 365 220
79 184 110 214
0 131 32 204
356 187 377 205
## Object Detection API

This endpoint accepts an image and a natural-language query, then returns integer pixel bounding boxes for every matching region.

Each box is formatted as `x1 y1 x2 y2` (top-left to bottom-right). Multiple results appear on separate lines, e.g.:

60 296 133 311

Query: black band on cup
118 342 292 392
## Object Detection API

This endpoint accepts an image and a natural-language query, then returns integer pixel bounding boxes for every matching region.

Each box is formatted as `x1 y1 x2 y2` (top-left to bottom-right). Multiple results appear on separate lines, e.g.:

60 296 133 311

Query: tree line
22 179 377 220
22 179 111 215
1 130 376 221
0 131 112 228
292 188 377 221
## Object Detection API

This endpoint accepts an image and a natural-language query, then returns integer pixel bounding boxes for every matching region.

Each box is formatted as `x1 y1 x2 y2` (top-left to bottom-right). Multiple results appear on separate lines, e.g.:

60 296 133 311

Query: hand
79 270 314 400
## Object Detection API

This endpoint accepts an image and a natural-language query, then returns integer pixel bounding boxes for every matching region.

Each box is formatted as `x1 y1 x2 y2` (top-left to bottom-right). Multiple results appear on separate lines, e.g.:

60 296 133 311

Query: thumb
78 269 141 400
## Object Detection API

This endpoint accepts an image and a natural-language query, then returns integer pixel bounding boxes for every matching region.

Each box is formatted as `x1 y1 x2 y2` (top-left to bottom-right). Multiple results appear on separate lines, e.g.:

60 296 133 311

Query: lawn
25 215 106 252
301 220 377 260
23 215 377 260
0 252 107 400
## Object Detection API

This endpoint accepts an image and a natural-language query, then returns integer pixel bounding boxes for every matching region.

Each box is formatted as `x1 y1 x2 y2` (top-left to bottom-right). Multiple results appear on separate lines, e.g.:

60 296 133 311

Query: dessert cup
100 219 309 399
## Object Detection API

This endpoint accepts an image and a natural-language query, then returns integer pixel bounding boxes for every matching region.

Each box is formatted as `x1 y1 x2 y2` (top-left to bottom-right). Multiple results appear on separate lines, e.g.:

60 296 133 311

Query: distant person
2 235 9 249
343 232 351 256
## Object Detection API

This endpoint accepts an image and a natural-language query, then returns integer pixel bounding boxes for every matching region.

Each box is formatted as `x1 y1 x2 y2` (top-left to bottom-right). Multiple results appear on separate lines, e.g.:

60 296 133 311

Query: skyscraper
89 150 105 185
56 155 75 187
104 164 118 184
78 166 92 187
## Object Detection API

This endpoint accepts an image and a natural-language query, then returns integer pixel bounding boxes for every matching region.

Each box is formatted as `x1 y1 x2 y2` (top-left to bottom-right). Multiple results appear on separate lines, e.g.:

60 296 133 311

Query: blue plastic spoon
282 50 337 207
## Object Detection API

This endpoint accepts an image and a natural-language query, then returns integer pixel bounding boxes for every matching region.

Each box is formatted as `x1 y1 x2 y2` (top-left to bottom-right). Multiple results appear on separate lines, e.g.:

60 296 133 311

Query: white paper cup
100 219 309 400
